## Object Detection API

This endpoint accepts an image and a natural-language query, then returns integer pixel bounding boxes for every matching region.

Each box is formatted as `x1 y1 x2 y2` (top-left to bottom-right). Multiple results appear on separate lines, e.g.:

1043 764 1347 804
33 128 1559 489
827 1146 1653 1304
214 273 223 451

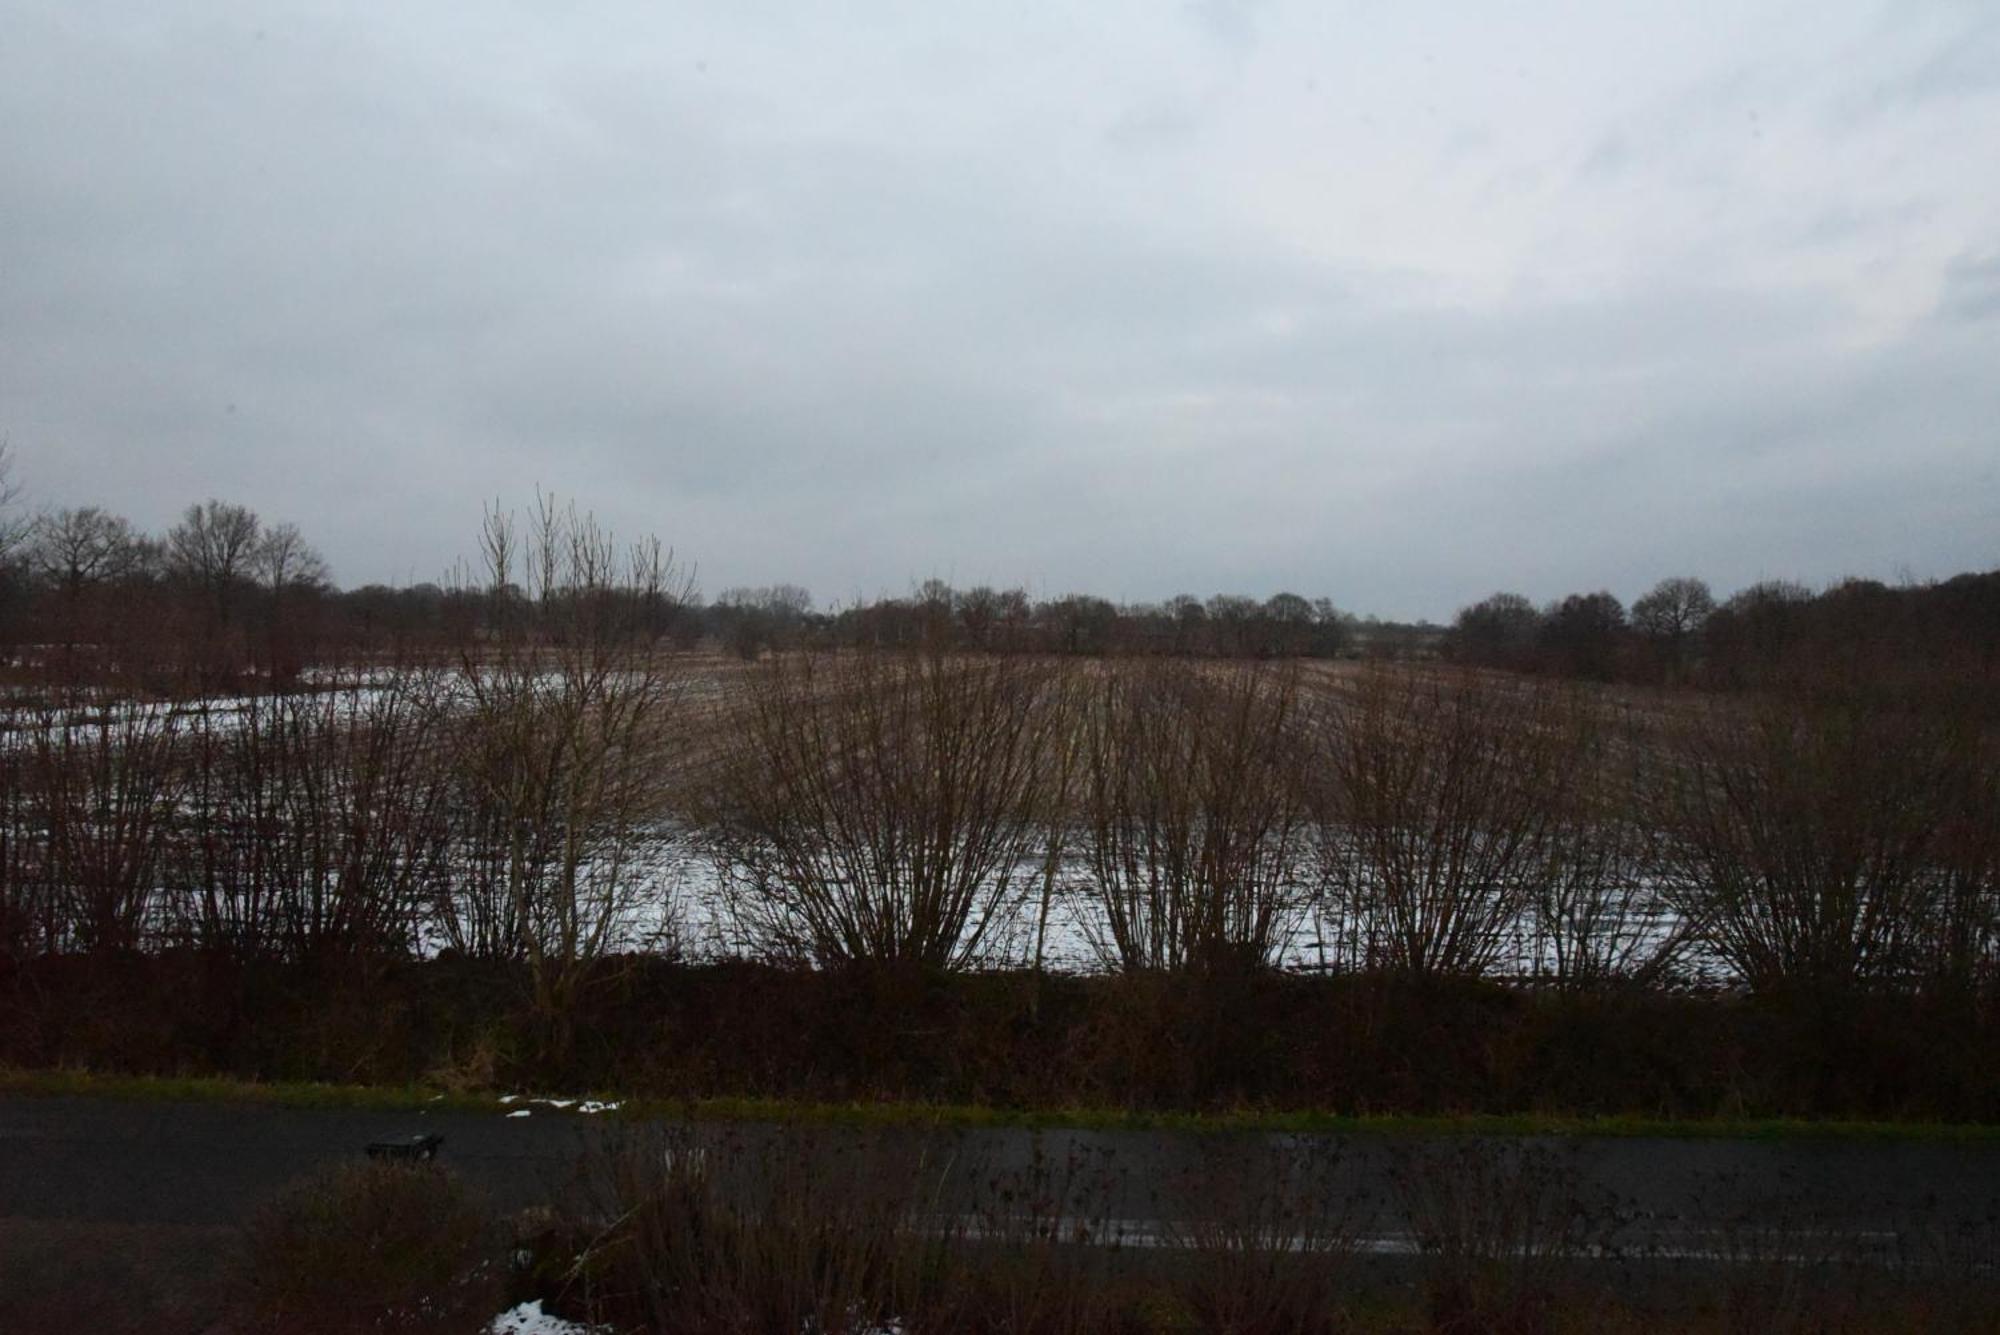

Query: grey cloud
1104 99 1207 150
1853 13 2000 112
1184 0 1268 52
2 1 1996 620
1578 132 1633 181
1936 253 2000 322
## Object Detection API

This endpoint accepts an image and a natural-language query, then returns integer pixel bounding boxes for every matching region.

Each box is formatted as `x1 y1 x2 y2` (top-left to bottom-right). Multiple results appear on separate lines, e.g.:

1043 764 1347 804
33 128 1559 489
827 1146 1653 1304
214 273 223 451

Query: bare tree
1631 576 1714 680
20 701 188 954
703 648 1056 969
1647 687 1974 994
1539 591 1627 680
1262 592 1316 657
0 441 30 565
1076 659 1308 973
167 499 262 598
1449 592 1542 670
1530 691 1683 986
25 506 150 678
0 746 43 962
167 500 263 672
168 673 454 964
252 521 331 593
28 507 145 597
956 585 1001 650
1923 726 2000 998
1168 594 1208 655
1204 595 1260 658
437 496 692 1051
1311 670 1566 979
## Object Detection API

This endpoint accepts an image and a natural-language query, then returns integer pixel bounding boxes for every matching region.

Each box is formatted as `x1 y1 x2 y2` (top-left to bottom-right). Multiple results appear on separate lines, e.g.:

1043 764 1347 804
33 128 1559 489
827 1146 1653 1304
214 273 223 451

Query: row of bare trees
3 640 1995 1001
0 498 693 1059
8 496 342 690
697 655 1999 996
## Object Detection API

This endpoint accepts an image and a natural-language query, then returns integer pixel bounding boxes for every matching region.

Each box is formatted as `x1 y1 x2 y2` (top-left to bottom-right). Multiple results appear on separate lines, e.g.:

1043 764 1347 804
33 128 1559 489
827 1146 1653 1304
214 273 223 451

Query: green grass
4 1065 1995 1141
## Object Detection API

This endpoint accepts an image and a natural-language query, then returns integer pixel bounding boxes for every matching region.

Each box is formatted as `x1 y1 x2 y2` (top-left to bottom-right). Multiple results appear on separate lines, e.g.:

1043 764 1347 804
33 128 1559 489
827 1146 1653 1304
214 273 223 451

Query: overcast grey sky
4 1 1995 619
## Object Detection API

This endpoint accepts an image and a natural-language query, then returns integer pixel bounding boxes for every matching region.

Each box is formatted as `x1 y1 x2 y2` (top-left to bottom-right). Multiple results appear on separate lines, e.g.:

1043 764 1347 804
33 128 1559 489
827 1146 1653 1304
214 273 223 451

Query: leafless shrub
563 1125 947 1333
943 1134 1133 1334
0 744 46 962
1390 1138 1610 1333
16 700 186 955
1684 1168 1895 1335
1921 725 2000 998
238 1159 498 1334
557 1125 1136 1335
1648 686 1980 994
167 675 456 964
1886 1207 2000 1332
436 496 690 1044
1311 671 1566 980
1160 1136 1368 1334
1530 692 1684 988
702 649 1058 969
1076 659 1309 974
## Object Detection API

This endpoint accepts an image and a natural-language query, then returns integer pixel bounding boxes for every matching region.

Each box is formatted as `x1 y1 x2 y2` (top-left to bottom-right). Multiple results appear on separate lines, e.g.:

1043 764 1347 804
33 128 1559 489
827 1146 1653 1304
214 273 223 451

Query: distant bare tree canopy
0 442 30 564
0 447 1991 698
28 507 148 595
252 521 331 594
166 498 262 598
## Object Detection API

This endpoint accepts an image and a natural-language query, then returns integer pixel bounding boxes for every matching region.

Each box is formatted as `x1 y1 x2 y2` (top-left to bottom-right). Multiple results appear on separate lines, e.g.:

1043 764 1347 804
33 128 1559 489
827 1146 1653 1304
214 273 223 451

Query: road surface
3 1093 1995 1257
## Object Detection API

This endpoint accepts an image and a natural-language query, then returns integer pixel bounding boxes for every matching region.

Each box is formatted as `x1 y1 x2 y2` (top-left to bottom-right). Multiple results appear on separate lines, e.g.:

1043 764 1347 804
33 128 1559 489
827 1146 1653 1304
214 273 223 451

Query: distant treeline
1447 574 2000 689
0 491 1418 688
3 470 1995 694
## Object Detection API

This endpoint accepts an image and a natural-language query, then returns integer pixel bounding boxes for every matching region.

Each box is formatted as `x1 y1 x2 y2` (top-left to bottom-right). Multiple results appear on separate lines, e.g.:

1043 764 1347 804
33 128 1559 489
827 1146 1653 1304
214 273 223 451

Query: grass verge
3 1065 1995 1141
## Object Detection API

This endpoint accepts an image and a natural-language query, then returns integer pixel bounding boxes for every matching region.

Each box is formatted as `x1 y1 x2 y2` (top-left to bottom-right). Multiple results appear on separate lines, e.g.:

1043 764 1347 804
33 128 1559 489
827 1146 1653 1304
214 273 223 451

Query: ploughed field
0 653 1989 988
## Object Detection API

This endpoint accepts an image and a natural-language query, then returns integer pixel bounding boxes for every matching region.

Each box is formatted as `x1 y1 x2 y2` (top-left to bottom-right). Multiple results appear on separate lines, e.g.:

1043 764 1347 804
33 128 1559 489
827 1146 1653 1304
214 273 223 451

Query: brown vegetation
0 492 1996 1124
698 649 1060 968
1076 659 1307 973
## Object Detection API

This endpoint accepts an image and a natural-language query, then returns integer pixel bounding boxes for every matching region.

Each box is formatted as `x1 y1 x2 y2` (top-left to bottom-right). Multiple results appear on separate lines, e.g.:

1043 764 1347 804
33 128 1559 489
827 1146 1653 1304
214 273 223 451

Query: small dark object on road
365 1133 443 1161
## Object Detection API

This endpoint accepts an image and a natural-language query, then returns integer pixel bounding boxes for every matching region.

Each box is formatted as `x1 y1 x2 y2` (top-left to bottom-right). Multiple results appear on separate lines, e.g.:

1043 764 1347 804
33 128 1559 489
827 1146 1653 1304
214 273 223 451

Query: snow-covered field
0 678 1725 984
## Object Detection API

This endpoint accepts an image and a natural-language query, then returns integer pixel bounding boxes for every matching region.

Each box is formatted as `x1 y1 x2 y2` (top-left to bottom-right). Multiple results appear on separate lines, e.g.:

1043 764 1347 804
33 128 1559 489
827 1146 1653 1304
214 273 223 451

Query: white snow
487 1300 603 1334
506 1108 532 1118
494 1095 622 1115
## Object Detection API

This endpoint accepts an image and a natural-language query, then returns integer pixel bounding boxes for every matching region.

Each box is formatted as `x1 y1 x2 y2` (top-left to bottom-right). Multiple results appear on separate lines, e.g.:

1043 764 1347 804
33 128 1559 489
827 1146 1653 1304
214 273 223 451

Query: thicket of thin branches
698 650 1059 968
1647 683 1997 995
1074 659 1308 973
1308 671 1572 980
1 596 1994 1009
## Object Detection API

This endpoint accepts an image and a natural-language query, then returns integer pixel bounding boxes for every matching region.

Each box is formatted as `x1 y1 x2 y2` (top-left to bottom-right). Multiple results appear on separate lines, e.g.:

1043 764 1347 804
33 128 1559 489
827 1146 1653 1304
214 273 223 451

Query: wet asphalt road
2 1095 1997 1256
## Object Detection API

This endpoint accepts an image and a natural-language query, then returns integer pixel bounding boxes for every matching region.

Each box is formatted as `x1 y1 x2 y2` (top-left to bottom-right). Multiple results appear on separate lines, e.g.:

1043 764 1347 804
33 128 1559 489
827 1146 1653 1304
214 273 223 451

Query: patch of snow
494 1094 619 1115
506 1108 532 1119
488 1299 603 1334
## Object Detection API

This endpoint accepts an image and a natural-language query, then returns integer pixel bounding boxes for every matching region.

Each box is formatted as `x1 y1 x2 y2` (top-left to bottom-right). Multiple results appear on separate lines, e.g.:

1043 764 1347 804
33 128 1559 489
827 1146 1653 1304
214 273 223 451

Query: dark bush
238 1159 498 1334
